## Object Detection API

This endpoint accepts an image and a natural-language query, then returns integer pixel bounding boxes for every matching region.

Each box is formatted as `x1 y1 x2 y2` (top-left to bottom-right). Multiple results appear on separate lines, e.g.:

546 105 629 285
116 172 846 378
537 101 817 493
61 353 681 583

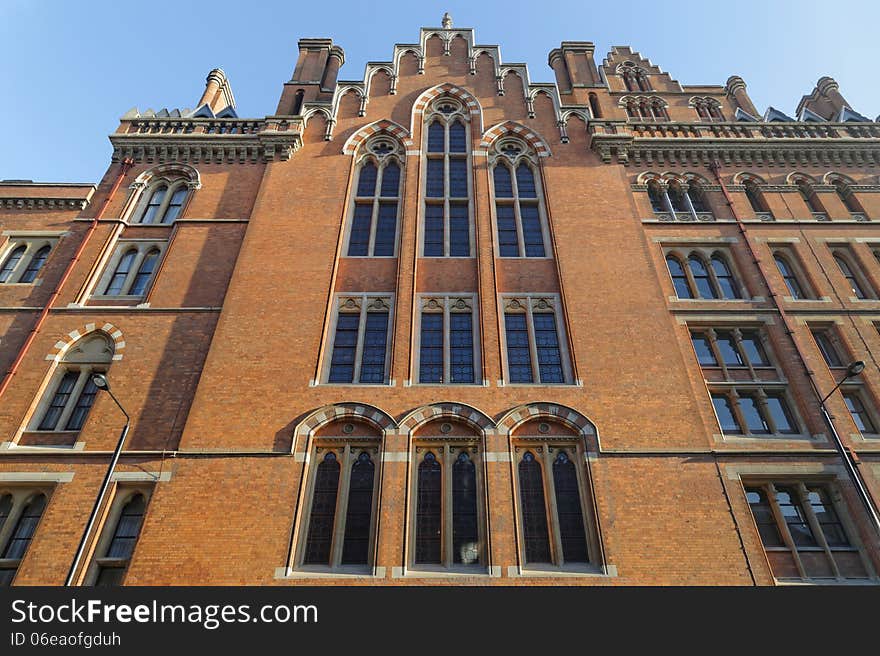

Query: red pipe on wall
0 157 135 401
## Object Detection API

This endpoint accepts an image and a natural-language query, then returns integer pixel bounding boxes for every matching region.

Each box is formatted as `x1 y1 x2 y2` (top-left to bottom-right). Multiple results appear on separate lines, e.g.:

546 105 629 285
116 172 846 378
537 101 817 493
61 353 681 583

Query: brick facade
1 19 879 585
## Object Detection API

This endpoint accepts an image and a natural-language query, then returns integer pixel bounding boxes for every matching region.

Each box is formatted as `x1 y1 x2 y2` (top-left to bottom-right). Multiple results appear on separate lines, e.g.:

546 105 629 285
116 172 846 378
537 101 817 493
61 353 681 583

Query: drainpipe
709 159 880 539
0 158 135 401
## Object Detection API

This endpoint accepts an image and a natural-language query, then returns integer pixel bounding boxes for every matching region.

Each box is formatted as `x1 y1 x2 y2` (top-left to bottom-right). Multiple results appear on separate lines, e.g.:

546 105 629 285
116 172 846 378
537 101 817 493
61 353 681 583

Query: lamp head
91 373 110 391
846 361 866 378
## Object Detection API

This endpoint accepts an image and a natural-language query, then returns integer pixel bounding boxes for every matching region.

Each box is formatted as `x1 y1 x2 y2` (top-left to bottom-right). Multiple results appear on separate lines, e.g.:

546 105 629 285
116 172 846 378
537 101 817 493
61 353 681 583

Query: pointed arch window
492 148 549 258
31 333 114 433
134 180 192 224
347 144 403 257
296 435 380 572
0 239 57 285
422 100 472 257
411 440 485 570
96 242 165 298
87 489 150 586
0 493 47 585
513 439 598 570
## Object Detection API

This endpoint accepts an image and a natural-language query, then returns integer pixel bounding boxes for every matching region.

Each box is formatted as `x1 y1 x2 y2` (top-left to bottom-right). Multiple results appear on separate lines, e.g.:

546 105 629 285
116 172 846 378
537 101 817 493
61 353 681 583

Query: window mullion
682 253 700 298
661 186 675 216
57 369 89 431
681 182 699 220
729 390 748 436
510 164 526 257
443 445 453 568
352 301 367 383
525 301 540 383
542 445 564 566
369 167 383 255
156 185 174 223
122 248 147 295
767 483 808 579
330 445 352 568
11 243 36 283
444 123 450 257
705 257 724 299
796 483 841 579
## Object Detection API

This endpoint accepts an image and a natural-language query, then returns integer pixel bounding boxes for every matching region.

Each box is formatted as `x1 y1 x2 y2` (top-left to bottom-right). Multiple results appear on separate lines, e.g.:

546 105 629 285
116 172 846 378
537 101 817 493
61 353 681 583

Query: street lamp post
64 373 130 586
817 360 880 539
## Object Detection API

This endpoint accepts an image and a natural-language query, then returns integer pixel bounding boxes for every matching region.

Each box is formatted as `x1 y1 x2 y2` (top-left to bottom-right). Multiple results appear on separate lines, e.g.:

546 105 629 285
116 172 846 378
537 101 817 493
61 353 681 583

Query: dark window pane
553 451 588 563
0 495 11 534
746 487 784 547
65 377 98 431
448 121 466 153
496 204 518 257
776 487 817 547
715 332 743 366
775 256 805 299
711 256 740 299
689 256 718 299
427 122 445 153
449 203 470 256
161 187 187 223
835 255 867 299
493 165 513 198
746 183 766 214
691 333 717 366
712 394 741 433
448 158 468 198
129 249 159 296
534 313 563 383
373 203 397 256
105 249 137 295
356 162 377 197
520 205 544 257
812 331 843 368
844 393 877 433
105 494 146 561
666 256 693 298
419 313 443 383
806 487 850 548
2 495 46 560
19 246 51 283
359 312 388 383
0 568 17 586
452 452 479 564
348 204 372 256
95 567 125 587
765 394 797 434
0 245 27 282
688 186 708 213
648 183 666 213
739 395 770 434
505 313 533 383
426 159 444 198
140 186 166 224
668 185 688 212
304 452 340 565
424 205 444 256
38 371 79 430
519 452 551 563
449 312 475 384
415 452 442 564
342 452 375 565
516 164 537 198
740 332 769 366
328 314 360 383
380 162 400 198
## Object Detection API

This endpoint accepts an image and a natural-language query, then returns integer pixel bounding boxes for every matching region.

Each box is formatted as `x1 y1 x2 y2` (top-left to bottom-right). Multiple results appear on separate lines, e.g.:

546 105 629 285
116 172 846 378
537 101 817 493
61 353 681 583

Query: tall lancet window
491 138 550 258
347 138 403 257
422 98 472 257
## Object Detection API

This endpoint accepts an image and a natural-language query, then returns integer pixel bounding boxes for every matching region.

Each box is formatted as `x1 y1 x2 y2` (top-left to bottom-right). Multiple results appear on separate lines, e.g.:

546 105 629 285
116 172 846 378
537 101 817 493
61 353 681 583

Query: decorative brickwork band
341 119 413 155
295 403 397 437
412 83 483 129
480 121 552 157
497 403 599 453
46 323 126 362
398 402 494 433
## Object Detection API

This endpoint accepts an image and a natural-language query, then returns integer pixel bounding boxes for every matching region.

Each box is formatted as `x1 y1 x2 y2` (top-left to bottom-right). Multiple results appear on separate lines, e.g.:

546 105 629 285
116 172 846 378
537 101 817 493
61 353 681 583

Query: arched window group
0 240 53 284
492 142 549 258
692 98 725 121
98 243 163 297
347 141 402 257
423 99 471 257
624 97 668 121
646 178 713 219
666 251 742 300
133 180 191 224
619 64 651 92
292 406 601 575
0 491 48 585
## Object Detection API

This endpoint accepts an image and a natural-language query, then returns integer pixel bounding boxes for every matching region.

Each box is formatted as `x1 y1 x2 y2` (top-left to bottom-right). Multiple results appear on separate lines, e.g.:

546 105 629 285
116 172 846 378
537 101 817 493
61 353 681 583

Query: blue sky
2 0 878 183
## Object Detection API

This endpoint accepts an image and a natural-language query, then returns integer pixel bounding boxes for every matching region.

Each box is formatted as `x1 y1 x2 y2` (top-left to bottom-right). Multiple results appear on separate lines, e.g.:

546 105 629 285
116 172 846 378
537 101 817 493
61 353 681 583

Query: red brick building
2 17 880 585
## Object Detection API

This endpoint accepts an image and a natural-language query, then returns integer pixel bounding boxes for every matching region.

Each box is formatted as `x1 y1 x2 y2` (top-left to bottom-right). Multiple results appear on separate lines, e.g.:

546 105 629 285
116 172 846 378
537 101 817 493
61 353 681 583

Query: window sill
715 433 824 444
90 295 146 301
393 565 494 578
508 564 616 578
774 577 878 586
0 281 39 286
499 381 581 387
341 255 399 260
311 381 396 387
15 431 83 449
275 566 383 579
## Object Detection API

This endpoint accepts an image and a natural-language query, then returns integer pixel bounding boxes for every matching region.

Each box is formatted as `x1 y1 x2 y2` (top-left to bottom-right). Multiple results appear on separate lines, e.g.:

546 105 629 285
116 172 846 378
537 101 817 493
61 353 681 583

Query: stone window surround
89 239 168 301
769 244 821 302
662 244 750 301
840 385 880 441
343 145 404 258
497 293 575 386
0 232 63 285
320 293 395 386
0 484 54 585
81 484 153 586
410 293 483 386
419 99 476 258
828 243 878 302
127 177 197 225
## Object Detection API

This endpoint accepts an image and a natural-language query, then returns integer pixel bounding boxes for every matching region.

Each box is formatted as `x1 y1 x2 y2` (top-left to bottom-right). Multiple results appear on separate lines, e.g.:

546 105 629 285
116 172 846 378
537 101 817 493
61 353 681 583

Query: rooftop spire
442 12 452 29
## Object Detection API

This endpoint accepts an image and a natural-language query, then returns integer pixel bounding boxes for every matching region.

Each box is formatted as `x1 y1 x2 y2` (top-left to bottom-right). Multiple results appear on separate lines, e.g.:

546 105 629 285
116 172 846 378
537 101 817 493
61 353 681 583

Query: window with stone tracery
346 137 403 257
500 295 573 385
415 295 481 384
324 294 393 384
422 98 473 257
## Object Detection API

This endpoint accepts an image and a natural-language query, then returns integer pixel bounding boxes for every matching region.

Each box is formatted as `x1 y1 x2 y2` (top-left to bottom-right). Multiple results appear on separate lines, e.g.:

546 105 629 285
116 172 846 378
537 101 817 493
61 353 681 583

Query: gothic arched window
492 141 550 258
347 140 403 257
135 180 191 224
